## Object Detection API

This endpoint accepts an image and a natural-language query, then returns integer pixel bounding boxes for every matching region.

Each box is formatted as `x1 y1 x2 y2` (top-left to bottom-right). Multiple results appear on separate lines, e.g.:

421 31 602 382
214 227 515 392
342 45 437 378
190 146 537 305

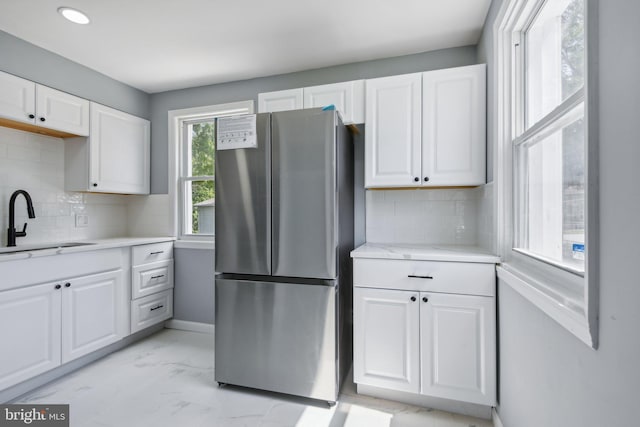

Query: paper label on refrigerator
217 114 257 150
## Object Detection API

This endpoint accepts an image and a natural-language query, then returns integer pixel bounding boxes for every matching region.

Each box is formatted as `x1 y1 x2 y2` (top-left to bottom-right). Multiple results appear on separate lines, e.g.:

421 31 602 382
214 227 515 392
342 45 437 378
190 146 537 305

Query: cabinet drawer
353 258 495 297
131 289 173 333
132 260 174 299
132 242 173 266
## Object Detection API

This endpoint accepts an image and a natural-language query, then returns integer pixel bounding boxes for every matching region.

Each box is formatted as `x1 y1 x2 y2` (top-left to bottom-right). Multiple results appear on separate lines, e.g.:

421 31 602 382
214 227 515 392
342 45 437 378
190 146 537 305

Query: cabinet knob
93 183 98 187
64 282 71 288
28 114 35 119
55 284 61 289
414 177 419 182
410 296 416 302
39 117 46 122
422 297 429 303
424 177 429 182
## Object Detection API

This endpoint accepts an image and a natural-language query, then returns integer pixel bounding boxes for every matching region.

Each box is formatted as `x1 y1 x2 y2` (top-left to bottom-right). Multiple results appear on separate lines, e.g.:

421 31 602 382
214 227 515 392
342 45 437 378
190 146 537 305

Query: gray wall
0 30 149 118
481 0 640 426
173 248 215 324
149 46 478 193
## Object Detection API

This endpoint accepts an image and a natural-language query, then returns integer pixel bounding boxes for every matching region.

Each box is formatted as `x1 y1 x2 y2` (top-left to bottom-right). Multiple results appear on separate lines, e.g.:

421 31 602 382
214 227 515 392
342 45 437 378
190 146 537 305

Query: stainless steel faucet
7 189 36 247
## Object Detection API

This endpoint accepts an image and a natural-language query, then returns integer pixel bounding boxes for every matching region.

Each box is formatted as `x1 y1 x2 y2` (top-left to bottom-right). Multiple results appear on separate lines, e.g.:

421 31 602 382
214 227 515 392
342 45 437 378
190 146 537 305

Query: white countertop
0 237 175 263
351 242 500 264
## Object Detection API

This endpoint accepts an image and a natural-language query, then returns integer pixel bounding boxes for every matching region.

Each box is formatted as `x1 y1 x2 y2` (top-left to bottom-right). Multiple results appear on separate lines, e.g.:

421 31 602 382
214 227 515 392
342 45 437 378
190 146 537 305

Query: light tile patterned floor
15 329 493 427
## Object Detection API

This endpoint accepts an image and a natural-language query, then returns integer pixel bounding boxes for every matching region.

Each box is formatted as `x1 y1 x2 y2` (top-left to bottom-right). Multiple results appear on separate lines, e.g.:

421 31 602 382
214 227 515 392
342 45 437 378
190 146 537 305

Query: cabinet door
258 88 303 113
0 282 61 390
62 270 125 363
90 102 150 194
420 292 496 405
422 64 486 186
303 80 365 124
36 85 89 136
354 287 420 393
0 70 36 125
365 73 422 187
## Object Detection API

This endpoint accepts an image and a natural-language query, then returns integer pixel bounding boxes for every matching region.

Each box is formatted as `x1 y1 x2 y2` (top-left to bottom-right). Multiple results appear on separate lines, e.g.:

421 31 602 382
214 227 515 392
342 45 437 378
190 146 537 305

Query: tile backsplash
365 187 489 246
0 126 165 246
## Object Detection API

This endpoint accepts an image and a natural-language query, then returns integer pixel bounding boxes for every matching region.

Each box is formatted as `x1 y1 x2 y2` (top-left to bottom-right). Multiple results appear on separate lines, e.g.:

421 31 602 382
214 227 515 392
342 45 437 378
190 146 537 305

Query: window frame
493 0 599 348
168 101 254 249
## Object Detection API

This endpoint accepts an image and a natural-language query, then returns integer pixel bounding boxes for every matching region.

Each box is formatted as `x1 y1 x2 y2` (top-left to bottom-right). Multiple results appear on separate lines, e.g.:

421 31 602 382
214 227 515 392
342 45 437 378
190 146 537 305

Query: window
496 0 597 347
168 101 254 245
514 0 586 273
181 119 216 236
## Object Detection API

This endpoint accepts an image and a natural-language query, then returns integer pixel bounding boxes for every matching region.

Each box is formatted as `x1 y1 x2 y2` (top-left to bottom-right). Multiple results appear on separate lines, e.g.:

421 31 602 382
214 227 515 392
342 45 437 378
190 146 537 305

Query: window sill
174 240 215 250
497 264 595 348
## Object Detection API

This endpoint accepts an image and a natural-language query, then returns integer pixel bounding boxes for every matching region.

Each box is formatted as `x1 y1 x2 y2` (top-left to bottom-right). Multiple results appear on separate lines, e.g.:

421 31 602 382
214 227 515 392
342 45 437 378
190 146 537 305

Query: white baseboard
165 319 214 334
357 384 492 420
493 407 505 427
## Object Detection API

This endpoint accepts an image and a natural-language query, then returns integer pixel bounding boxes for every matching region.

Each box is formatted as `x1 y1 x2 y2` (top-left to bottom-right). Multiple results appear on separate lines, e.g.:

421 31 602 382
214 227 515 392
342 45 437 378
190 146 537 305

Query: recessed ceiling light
57 7 91 25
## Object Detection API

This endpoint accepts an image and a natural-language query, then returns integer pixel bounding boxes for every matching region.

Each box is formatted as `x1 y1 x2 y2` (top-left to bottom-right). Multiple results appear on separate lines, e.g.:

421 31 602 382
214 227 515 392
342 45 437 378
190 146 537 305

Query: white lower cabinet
353 258 496 407
62 270 125 363
420 292 496 405
354 288 420 393
130 242 174 333
131 289 173 334
0 282 61 391
0 268 124 390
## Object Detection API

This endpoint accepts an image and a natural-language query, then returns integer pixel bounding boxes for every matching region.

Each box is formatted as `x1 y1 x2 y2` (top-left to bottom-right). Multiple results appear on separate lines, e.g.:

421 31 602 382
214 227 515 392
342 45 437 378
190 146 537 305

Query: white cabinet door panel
422 64 486 186
303 80 365 124
420 292 495 405
62 270 124 363
90 102 150 194
354 287 420 393
365 73 422 187
258 89 303 113
36 85 89 136
0 282 61 390
0 71 35 124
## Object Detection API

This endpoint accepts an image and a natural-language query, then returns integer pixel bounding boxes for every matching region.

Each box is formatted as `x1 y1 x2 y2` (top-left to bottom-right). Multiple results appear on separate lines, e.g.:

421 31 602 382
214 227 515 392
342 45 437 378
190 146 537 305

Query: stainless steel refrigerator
214 108 354 404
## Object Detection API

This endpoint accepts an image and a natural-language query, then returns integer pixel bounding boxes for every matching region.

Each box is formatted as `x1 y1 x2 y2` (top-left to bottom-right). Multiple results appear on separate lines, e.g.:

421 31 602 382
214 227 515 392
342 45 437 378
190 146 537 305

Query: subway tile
7 143 41 162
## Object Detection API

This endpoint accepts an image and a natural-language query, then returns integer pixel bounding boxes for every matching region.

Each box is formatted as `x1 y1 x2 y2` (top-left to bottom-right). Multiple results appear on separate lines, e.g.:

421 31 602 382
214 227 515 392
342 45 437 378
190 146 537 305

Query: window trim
168 100 254 247
493 0 599 348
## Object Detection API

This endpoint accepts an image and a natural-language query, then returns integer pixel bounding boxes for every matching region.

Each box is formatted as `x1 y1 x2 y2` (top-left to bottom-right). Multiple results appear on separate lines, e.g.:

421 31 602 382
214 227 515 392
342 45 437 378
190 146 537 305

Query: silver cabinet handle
150 275 165 279
408 274 433 279
150 304 164 311
150 251 164 255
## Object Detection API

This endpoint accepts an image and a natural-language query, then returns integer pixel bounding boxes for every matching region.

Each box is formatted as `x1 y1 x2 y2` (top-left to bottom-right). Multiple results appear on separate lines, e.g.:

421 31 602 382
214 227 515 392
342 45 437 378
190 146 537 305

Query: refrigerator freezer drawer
215 278 338 402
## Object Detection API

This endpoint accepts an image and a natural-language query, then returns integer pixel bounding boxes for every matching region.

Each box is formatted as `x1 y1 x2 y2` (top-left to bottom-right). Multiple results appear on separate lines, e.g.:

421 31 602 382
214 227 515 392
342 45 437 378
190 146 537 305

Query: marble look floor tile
14 329 493 427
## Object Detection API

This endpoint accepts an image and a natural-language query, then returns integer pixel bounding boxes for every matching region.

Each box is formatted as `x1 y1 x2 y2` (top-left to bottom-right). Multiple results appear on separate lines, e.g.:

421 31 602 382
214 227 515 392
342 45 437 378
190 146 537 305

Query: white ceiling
0 0 491 94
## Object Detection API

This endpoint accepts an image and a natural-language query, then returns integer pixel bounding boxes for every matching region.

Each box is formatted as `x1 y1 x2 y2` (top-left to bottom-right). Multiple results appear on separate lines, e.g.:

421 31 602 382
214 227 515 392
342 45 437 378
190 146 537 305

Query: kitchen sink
0 242 96 255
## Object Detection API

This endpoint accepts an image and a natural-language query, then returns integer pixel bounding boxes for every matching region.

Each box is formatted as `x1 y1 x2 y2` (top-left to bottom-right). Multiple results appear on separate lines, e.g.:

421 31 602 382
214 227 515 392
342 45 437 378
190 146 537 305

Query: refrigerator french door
214 109 353 403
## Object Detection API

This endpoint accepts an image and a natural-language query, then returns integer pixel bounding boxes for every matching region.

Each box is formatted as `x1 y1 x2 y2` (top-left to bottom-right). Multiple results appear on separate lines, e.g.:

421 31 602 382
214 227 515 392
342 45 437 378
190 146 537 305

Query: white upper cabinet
89 103 150 194
65 102 150 195
36 85 90 136
303 80 365 124
0 70 89 136
422 64 486 186
258 88 303 113
258 81 365 123
0 71 35 124
365 73 422 187
364 64 486 188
